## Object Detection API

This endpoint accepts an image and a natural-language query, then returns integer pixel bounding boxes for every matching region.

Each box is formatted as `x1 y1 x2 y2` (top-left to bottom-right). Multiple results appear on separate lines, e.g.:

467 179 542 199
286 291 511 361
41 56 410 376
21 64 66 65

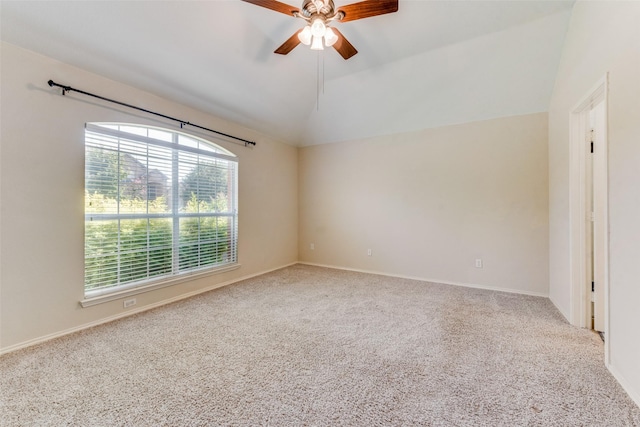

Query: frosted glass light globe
324 27 338 47
298 26 312 45
310 18 326 38
310 35 324 50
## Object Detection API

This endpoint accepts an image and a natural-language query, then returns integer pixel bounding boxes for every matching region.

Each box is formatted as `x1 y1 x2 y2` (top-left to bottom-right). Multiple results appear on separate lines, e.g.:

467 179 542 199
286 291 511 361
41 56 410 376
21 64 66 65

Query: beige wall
548 1 640 404
0 43 298 351
299 113 549 296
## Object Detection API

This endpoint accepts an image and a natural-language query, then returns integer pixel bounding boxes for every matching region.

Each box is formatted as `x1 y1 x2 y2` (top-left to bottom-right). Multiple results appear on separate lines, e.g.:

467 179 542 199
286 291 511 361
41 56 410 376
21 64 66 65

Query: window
84 123 238 298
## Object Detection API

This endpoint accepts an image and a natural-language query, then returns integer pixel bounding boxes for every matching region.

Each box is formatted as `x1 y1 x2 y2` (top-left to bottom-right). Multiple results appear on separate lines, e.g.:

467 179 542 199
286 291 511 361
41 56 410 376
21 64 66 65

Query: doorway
569 75 609 361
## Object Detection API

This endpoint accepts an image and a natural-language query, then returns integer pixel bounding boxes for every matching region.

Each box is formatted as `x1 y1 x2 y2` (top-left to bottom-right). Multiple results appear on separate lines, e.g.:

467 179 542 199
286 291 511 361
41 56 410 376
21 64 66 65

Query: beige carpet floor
1 264 639 426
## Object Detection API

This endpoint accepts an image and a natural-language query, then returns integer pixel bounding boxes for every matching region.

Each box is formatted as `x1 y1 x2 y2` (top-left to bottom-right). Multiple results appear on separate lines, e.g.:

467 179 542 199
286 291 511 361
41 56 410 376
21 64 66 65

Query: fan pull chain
316 50 324 111
322 51 325 95
315 51 326 111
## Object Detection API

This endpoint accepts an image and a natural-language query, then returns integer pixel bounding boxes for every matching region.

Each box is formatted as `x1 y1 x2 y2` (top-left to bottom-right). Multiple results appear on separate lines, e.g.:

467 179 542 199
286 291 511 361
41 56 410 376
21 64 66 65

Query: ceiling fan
241 0 398 60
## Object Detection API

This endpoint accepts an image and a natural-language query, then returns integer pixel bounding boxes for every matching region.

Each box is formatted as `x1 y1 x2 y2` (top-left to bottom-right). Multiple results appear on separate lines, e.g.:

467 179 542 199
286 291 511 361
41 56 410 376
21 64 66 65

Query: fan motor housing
300 0 335 18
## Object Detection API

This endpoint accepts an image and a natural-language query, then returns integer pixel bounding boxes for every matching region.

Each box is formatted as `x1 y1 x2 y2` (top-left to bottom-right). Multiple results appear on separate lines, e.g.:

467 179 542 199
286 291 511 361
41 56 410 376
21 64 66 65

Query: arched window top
87 122 237 159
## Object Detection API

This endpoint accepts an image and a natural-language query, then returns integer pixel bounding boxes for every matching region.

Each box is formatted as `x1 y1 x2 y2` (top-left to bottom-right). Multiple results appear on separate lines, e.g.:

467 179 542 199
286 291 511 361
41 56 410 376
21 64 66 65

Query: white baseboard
0 262 297 356
297 261 549 298
608 363 640 408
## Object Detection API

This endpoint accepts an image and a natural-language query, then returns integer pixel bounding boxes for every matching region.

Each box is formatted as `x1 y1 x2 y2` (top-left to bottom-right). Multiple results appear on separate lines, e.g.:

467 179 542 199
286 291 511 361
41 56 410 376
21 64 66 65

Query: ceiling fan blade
240 0 300 16
331 28 358 60
337 0 398 22
275 30 302 55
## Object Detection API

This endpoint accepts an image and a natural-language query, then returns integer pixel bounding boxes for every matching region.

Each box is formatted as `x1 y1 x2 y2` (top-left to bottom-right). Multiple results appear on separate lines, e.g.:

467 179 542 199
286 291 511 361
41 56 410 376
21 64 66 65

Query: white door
591 101 606 333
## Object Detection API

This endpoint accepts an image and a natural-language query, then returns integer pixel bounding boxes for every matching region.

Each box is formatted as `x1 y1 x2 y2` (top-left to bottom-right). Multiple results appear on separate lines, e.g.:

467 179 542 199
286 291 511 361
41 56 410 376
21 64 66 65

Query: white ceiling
0 0 574 146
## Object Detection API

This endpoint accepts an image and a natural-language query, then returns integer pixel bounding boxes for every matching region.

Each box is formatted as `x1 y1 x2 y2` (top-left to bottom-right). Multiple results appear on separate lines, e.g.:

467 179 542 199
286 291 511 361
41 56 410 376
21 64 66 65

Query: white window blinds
84 123 238 297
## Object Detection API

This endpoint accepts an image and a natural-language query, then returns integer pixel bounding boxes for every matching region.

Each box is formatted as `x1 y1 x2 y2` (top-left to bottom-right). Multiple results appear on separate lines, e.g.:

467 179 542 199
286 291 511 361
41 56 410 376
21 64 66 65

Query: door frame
568 74 609 363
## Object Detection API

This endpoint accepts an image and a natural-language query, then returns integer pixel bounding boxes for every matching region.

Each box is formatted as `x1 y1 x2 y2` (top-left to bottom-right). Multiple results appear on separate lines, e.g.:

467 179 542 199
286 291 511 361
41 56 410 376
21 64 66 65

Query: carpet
1 264 638 426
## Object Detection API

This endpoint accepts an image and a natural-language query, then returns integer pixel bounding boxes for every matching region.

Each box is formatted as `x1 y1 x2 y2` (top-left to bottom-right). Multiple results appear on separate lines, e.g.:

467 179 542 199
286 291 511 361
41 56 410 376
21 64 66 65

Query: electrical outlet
123 298 136 308
475 259 483 268
310 243 315 250
367 249 372 256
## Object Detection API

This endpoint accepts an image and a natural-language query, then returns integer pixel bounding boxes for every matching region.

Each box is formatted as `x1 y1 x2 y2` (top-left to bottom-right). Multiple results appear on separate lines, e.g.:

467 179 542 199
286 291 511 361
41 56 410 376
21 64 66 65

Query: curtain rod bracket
47 79 256 147
48 79 70 96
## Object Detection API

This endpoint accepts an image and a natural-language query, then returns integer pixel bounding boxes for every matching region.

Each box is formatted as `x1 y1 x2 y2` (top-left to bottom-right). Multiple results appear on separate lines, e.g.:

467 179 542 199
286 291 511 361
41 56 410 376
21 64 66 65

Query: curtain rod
47 80 256 147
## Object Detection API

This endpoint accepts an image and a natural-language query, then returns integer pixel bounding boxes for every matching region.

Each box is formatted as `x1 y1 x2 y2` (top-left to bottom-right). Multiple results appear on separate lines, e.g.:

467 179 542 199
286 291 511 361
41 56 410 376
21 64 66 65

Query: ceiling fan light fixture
310 35 324 50
298 25 312 45
310 17 326 38
243 0 398 59
324 27 338 47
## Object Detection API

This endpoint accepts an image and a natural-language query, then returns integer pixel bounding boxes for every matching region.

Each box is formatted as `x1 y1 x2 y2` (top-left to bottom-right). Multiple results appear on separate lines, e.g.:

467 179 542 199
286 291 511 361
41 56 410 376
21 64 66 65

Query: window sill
80 263 241 308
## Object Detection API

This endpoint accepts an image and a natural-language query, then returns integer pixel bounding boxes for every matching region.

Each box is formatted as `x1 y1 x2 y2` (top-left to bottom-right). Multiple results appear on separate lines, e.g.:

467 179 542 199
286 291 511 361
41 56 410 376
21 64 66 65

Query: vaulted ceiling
1 1 574 146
